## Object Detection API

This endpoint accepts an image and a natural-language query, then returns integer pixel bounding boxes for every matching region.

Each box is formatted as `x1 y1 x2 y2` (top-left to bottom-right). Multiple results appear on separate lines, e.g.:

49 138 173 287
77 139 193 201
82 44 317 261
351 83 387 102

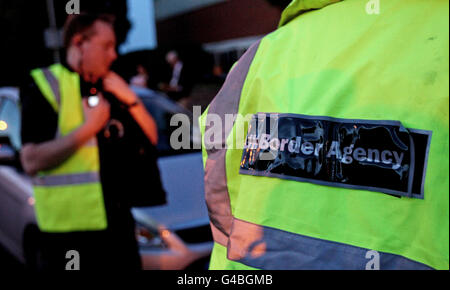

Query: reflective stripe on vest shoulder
41 67 62 109
204 40 261 241
33 172 100 187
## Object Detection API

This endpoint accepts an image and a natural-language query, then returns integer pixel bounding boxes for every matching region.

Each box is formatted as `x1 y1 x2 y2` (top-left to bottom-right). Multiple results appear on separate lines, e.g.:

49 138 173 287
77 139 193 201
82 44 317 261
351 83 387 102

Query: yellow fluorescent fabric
279 0 341 27
33 183 106 232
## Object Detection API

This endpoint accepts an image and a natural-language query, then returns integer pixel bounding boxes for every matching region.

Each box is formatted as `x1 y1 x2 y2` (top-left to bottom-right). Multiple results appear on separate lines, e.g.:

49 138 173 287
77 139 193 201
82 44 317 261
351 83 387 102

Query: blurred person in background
20 13 165 270
130 64 150 89
159 50 193 102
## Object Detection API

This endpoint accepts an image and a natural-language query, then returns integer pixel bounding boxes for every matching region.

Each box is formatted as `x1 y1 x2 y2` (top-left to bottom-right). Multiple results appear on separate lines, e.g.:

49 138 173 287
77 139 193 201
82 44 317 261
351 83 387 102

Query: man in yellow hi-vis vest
201 0 449 270
20 14 162 270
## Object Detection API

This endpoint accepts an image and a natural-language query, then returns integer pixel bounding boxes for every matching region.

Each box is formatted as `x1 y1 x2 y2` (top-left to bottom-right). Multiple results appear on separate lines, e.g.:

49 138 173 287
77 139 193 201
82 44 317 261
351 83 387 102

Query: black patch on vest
239 113 431 199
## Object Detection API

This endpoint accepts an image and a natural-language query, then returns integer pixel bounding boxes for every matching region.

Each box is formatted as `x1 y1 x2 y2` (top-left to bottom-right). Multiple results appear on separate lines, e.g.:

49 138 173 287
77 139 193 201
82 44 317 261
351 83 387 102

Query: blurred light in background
0 121 7 131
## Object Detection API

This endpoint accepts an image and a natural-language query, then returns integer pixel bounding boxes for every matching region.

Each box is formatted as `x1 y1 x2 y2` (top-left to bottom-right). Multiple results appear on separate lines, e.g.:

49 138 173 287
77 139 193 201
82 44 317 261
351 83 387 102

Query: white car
0 87 212 270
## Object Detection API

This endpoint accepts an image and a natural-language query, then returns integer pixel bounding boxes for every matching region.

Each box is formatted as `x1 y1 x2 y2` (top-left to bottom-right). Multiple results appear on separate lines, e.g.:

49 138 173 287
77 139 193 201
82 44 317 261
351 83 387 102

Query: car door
0 89 36 263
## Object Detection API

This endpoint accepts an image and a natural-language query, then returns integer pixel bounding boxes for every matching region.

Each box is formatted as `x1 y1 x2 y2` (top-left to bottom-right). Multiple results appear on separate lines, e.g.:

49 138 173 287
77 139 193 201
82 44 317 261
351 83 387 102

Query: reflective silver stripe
210 221 228 247
33 172 100 186
42 68 61 108
204 40 261 243
228 218 433 270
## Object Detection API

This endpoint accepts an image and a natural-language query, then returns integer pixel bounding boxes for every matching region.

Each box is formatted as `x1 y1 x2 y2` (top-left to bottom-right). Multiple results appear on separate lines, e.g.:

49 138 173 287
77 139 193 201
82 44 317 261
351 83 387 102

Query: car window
133 87 201 157
0 97 21 150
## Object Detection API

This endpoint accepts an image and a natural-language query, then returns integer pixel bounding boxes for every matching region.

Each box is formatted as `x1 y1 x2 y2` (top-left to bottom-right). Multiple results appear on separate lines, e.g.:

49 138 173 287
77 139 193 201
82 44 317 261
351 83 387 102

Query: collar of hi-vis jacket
279 0 342 27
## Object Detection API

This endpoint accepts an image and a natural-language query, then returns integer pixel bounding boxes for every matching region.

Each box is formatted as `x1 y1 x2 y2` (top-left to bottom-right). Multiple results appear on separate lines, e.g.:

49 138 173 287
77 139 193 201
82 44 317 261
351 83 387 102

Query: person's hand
82 93 110 135
103 71 138 106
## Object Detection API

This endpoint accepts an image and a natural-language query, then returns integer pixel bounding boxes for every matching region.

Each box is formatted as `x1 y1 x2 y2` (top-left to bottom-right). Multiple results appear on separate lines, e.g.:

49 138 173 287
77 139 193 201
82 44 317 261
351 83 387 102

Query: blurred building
0 0 287 94
154 0 287 74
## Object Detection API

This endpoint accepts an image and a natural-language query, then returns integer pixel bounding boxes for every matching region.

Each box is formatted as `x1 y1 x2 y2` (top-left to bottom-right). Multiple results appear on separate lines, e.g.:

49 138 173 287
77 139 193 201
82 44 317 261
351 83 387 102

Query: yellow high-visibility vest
30 63 107 233
201 0 449 269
